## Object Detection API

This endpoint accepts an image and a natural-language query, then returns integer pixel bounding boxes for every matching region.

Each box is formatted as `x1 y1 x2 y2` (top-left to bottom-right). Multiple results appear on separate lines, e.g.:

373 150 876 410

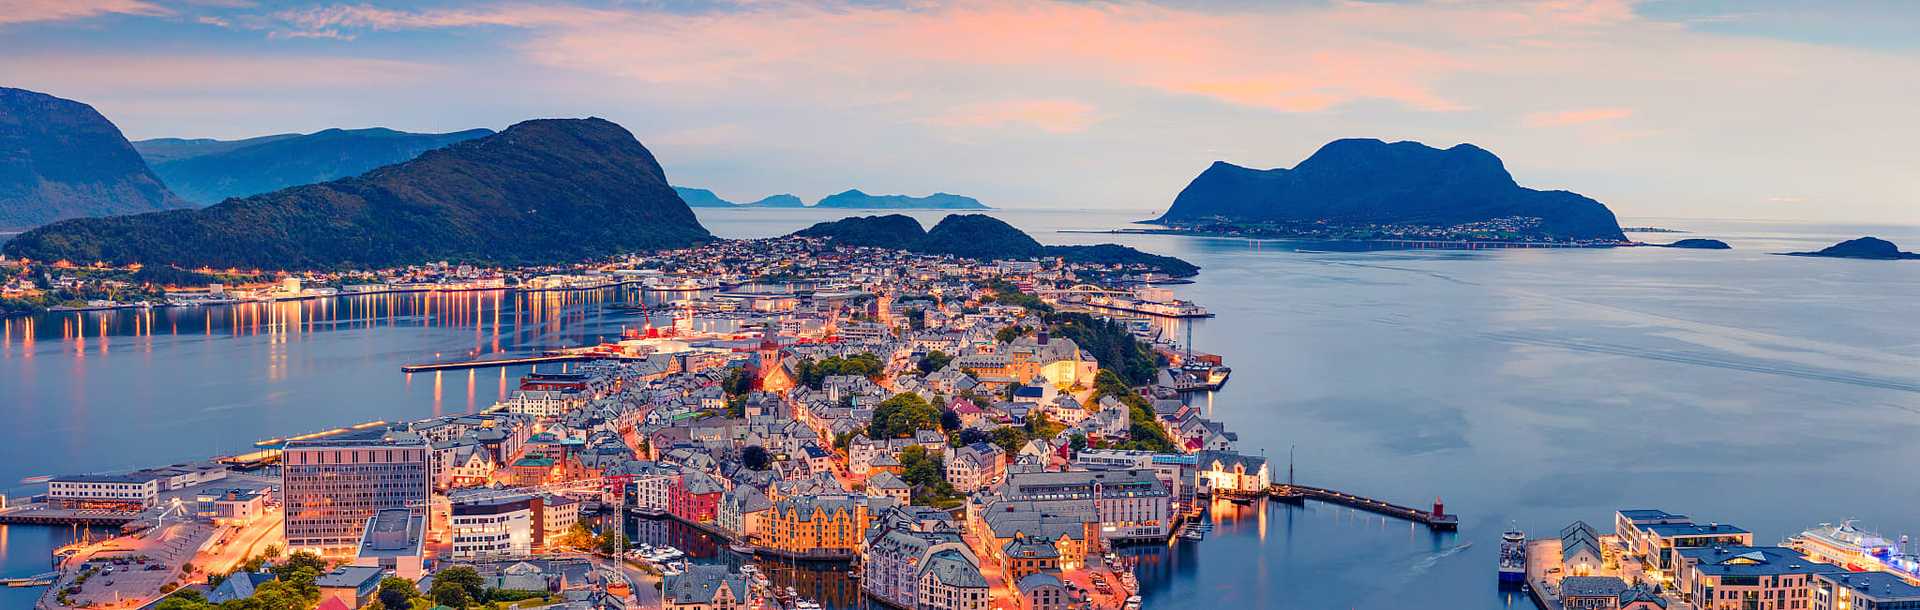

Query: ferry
644 277 719 292
1785 521 1920 583
1499 528 1527 586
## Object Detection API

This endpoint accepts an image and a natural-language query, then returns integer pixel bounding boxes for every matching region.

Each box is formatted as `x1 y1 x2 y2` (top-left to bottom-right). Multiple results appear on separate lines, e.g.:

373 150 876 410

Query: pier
1264 484 1458 530
0 507 142 526
400 353 595 372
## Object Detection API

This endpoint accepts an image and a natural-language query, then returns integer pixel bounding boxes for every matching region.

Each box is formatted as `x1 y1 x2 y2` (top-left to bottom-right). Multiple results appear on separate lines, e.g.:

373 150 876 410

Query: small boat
1124 596 1143 610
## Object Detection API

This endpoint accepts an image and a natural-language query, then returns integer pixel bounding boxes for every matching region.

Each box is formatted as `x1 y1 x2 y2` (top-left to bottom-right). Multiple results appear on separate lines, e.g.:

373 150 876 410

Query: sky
2 0 1916 224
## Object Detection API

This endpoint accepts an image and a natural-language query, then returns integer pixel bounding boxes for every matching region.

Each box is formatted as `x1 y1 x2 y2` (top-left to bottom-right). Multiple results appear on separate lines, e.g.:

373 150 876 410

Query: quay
0 507 141 526
1264 483 1458 530
400 353 595 372
1 572 57 587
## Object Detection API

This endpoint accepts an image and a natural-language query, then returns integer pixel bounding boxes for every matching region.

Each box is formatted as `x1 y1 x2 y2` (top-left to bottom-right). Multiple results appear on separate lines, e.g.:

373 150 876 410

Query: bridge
1265 483 1458 530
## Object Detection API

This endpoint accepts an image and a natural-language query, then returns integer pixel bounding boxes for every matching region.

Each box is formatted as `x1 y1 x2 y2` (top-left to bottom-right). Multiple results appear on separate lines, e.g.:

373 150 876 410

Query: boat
1499 527 1527 586
1785 521 1920 582
1125 595 1143 610
794 601 822 610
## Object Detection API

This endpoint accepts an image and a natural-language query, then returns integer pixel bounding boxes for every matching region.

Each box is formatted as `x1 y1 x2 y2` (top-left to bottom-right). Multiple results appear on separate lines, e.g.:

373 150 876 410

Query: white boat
1786 521 1920 580
1499 528 1527 586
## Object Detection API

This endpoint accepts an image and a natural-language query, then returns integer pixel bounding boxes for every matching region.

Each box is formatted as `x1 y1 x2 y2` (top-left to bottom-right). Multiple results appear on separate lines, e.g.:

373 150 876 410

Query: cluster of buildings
1534 509 1920 610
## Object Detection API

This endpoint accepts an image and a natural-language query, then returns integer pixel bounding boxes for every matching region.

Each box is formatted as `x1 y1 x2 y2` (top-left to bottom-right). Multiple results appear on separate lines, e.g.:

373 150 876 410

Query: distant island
1659 238 1730 249
134 127 493 204
814 189 988 209
673 186 987 209
1152 138 1626 244
3 118 711 269
0 87 188 229
794 214 1197 276
1780 237 1919 260
673 186 806 208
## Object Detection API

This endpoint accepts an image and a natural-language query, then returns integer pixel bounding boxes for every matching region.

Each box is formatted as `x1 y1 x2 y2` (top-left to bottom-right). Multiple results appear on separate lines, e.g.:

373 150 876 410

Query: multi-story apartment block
282 435 431 555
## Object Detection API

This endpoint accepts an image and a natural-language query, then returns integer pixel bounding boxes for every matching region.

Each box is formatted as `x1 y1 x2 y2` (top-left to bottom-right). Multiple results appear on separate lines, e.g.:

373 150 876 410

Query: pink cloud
0 0 168 25
922 99 1100 134
1522 107 1634 127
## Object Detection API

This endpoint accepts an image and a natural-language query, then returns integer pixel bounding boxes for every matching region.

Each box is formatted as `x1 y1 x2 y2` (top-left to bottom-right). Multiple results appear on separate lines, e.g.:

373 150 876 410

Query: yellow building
763 495 871 555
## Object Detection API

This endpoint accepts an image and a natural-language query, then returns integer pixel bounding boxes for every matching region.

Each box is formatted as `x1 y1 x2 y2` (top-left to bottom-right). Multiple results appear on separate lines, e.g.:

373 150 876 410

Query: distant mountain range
794 213 1198 276
1156 138 1625 242
0 87 189 229
1781 237 1918 260
675 186 988 209
673 186 806 208
134 127 494 204
3 118 711 269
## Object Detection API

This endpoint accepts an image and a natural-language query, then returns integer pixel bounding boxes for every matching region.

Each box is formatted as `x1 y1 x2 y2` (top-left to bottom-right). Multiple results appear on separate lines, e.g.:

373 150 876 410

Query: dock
0 507 142 526
1 572 57 587
400 353 595 373
1265 484 1458 530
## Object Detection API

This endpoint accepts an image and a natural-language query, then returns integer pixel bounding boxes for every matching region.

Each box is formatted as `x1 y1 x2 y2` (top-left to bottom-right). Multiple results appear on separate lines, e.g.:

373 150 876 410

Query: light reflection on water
1 209 1916 609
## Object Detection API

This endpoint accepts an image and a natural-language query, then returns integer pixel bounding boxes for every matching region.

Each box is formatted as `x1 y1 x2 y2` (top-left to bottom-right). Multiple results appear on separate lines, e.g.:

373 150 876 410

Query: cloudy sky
4 0 1916 223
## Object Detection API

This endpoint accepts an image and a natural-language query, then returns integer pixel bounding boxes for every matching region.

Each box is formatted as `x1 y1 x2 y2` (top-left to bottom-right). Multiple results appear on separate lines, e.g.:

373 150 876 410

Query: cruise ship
1499 528 1527 586
1785 521 1920 584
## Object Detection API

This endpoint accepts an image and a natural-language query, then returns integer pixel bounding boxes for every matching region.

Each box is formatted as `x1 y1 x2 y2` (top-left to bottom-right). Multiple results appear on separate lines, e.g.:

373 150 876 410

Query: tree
722 367 753 397
270 551 326 581
557 522 594 550
156 590 211 610
956 428 989 446
595 530 629 556
742 445 771 471
898 445 959 508
379 577 418 610
869 393 939 439
938 408 962 433
995 325 1028 344
917 350 952 374
435 565 486 604
989 427 1029 456
429 578 473 609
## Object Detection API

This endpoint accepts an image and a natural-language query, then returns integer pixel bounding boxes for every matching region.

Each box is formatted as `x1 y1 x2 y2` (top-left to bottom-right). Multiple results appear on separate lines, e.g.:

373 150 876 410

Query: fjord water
3 209 1916 609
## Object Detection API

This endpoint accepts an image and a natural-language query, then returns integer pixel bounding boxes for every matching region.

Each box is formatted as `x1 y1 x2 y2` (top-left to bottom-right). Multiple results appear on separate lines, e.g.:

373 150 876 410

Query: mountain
0 87 188 229
744 194 806 207
814 189 989 209
674 186 738 208
3 118 711 269
1661 238 1730 249
135 127 493 204
132 133 303 164
1781 237 1919 260
1156 138 1625 241
793 213 1197 276
672 187 807 208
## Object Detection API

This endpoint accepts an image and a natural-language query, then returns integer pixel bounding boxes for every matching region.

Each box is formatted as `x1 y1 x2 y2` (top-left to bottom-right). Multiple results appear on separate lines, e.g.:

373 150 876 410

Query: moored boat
1499 527 1527 586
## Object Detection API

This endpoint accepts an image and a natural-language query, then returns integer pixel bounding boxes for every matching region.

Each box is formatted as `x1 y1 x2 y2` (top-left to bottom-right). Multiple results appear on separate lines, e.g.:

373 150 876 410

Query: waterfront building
1788 521 1920 585
282 436 431 555
991 468 1170 542
1617 509 1695 559
1644 523 1756 580
1016 573 1069 610
1193 450 1269 495
865 527 976 609
451 495 541 559
351 508 425 579
1562 521 1607 576
764 494 871 555
715 485 774 543
663 564 751 610
1811 571 1920 610
1673 545 1838 610
1561 576 1630 610
47 474 159 510
193 487 268 524
670 469 726 523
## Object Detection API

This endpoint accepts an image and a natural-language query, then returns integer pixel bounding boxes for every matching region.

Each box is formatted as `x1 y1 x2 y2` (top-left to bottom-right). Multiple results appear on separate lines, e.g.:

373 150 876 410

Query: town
1 235 1263 610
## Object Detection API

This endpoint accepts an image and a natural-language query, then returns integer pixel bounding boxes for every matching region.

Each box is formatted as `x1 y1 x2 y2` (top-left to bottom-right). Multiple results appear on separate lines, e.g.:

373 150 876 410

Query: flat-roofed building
1812 571 1920 610
1644 523 1756 580
993 468 1170 542
352 508 426 580
451 495 542 559
1674 545 1840 610
282 436 432 555
48 474 159 511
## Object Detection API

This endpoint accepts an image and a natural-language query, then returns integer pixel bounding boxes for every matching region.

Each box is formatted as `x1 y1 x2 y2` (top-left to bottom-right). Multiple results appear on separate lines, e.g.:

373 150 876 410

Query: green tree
917 350 952 374
742 445 771 470
869 393 939 439
156 590 212 610
378 577 418 610
989 427 1029 456
435 565 486 603
429 578 473 609
269 551 326 581
722 367 753 397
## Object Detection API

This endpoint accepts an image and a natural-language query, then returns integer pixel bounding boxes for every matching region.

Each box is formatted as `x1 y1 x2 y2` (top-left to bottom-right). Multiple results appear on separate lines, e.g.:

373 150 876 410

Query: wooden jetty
1265 484 1458 530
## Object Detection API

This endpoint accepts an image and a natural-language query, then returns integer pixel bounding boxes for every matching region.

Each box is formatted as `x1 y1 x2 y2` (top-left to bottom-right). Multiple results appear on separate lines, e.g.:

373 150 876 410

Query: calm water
4 208 1918 609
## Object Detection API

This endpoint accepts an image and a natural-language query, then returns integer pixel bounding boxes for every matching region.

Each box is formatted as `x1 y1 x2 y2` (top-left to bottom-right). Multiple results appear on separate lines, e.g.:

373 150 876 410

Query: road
193 509 285 576
590 555 663 609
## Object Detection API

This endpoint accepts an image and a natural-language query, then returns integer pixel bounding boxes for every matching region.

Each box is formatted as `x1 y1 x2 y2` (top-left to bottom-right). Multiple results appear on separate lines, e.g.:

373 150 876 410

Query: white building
48 474 159 510
451 496 539 559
